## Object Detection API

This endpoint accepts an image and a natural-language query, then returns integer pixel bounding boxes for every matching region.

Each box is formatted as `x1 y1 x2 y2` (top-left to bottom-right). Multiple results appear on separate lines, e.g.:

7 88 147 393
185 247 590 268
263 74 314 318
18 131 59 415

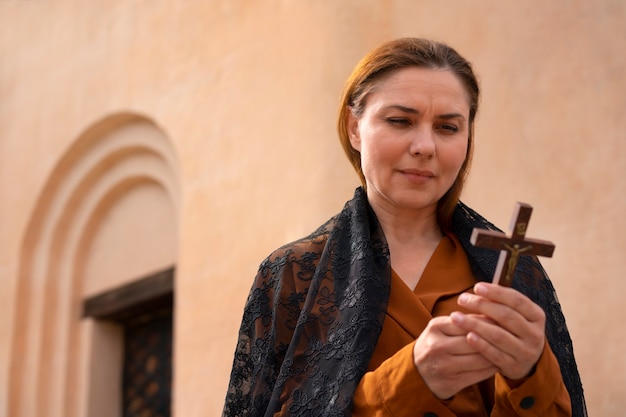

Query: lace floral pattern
223 188 586 417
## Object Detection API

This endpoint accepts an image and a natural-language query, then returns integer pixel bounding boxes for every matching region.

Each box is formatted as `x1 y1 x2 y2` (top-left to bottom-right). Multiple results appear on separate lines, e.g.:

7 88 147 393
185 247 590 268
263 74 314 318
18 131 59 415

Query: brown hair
337 37 480 230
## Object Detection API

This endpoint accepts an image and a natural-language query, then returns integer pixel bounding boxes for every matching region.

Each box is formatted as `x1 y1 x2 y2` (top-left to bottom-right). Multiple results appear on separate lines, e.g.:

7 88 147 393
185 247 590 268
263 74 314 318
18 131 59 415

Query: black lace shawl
223 188 586 417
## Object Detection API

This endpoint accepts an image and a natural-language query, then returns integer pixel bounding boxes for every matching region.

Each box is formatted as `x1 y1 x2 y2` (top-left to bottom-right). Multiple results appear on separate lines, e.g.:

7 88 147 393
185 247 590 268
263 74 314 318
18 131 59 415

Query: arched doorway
9 113 181 417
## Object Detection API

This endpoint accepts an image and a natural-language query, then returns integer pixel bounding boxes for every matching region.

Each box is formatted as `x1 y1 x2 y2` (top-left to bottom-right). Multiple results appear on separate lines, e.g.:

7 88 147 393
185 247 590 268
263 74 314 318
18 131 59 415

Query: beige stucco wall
0 1 624 416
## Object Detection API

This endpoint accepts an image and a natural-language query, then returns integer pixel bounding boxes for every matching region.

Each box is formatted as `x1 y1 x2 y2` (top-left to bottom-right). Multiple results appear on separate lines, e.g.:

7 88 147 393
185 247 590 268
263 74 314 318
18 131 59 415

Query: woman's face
348 67 470 217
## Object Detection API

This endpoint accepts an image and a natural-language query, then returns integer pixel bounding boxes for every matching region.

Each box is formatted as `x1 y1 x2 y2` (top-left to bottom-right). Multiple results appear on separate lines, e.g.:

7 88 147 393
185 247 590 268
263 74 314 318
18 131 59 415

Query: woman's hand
412 315 499 399
451 282 546 380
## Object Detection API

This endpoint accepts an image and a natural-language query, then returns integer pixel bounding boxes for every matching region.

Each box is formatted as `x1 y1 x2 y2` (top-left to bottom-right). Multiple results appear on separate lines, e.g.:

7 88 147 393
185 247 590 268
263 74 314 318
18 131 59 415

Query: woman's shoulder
265 216 336 264
266 188 366 259
248 217 336 298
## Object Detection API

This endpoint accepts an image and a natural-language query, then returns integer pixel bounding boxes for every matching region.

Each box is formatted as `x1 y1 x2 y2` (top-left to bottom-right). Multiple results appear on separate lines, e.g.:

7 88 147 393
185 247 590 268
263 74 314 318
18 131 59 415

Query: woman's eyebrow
440 113 466 121
385 104 419 114
385 105 466 121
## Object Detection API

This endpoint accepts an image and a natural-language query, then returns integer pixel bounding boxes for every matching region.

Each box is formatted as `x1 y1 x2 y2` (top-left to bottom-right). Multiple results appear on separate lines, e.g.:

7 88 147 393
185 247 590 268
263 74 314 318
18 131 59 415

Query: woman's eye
387 118 410 126
438 124 459 134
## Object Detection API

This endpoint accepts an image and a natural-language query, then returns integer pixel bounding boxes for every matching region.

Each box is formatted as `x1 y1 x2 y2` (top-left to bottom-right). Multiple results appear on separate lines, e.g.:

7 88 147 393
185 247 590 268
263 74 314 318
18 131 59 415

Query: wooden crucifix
470 202 555 287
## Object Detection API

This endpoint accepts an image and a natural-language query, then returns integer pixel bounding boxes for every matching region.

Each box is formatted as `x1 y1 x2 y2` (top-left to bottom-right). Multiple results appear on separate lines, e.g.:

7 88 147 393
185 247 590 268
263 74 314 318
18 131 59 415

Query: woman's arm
452 282 572 416
491 342 572 416
352 342 459 417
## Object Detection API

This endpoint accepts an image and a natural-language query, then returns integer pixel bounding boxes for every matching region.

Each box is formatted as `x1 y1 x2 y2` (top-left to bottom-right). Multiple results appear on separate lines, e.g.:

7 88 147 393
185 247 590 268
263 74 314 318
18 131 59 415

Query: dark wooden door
122 308 172 417
83 267 175 417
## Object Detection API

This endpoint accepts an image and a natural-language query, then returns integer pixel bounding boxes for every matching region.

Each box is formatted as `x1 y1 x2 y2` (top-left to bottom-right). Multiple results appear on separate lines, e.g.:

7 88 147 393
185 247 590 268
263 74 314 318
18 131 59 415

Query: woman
223 38 586 417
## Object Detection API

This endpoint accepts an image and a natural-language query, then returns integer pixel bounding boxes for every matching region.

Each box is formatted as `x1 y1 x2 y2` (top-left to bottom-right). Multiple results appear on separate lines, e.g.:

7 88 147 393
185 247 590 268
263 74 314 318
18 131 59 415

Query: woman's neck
370 199 443 246
369 197 443 290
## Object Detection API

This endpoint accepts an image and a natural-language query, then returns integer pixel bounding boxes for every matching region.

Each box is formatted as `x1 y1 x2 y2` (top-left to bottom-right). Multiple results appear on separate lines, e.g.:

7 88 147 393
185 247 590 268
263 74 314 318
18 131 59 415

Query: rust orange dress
352 234 572 417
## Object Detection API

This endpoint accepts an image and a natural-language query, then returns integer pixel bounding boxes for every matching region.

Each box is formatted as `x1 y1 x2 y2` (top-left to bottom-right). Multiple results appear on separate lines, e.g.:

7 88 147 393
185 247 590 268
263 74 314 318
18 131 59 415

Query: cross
470 202 556 287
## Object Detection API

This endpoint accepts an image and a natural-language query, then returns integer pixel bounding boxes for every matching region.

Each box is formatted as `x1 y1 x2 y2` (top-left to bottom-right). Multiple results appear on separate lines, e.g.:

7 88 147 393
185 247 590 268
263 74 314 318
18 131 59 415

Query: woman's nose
409 126 436 158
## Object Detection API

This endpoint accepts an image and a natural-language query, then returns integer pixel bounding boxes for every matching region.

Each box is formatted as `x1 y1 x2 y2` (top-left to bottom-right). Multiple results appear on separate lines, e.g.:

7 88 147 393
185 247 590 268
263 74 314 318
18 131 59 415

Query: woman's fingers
456 283 546 345
453 283 546 380
413 316 498 399
451 311 542 378
451 312 519 355
480 283 545 322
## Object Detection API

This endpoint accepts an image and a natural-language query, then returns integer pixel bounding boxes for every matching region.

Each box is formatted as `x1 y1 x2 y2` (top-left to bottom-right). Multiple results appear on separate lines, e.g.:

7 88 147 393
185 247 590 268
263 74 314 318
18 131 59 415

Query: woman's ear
347 110 361 152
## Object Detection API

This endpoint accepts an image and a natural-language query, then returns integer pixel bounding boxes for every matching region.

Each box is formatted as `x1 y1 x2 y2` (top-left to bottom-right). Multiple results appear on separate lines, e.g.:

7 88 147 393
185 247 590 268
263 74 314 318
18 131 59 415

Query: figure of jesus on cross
470 202 555 287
